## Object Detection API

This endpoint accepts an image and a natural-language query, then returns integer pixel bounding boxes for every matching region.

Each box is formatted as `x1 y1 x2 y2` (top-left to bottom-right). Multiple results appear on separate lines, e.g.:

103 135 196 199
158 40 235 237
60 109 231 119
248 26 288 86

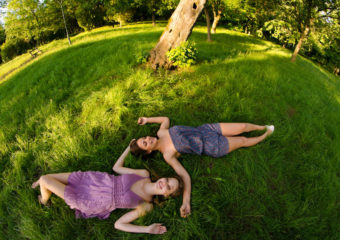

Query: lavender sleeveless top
64 171 146 219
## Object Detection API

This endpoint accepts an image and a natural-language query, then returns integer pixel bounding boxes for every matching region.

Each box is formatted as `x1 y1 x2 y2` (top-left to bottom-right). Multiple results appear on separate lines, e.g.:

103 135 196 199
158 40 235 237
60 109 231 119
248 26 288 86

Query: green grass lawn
0 23 339 240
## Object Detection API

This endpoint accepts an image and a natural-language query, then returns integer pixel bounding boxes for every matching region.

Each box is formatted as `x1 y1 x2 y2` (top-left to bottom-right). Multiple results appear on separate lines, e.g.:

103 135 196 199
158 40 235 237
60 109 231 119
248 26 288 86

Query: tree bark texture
211 9 221 33
149 0 206 69
152 13 156 27
291 25 310 62
204 7 212 42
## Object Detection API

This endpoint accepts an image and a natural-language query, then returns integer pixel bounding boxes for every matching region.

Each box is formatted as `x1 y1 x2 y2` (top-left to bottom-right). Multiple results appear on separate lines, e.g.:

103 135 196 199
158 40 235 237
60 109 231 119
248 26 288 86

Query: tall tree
149 0 206 69
55 0 71 45
204 5 212 41
5 0 44 43
209 0 226 33
282 0 340 62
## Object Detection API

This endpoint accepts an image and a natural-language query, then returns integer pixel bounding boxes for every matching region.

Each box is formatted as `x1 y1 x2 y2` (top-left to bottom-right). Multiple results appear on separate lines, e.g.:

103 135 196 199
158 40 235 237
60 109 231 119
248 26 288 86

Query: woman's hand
138 117 147 125
147 223 167 234
180 202 191 218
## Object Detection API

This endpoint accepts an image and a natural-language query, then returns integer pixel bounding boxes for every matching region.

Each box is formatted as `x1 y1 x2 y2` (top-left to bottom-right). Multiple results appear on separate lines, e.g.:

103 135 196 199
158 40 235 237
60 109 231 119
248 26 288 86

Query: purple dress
169 123 229 158
64 171 146 219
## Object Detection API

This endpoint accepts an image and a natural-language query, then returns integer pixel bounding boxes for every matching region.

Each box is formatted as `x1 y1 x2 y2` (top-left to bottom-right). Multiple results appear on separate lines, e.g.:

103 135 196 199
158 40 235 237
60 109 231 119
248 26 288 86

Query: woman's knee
40 174 49 181
241 123 249 132
239 137 248 146
39 175 53 186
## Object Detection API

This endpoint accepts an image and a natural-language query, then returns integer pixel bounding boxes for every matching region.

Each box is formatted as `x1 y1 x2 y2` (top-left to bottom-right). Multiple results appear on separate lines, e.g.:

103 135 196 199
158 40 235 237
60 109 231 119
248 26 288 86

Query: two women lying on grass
32 116 273 234
32 142 183 234
130 116 274 218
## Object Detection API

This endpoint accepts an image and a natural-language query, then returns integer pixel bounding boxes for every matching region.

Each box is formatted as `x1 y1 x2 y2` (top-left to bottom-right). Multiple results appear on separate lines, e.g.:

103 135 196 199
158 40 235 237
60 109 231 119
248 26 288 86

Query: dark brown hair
170 175 184 197
130 139 149 157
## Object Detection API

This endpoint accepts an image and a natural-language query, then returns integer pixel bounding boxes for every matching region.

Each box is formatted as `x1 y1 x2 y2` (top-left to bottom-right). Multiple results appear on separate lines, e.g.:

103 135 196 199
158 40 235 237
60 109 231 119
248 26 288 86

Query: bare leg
226 129 270 153
36 173 71 204
219 123 265 136
32 173 70 189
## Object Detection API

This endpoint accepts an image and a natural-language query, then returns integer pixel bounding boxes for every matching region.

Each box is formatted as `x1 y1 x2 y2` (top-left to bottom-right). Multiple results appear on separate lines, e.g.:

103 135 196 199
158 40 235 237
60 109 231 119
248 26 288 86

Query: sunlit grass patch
0 23 339 239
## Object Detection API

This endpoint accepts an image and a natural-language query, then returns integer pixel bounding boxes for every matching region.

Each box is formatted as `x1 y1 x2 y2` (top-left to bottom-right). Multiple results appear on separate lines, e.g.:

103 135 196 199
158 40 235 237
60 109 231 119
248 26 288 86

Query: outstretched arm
138 117 170 129
164 155 191 218
113 143 149 177
114 203 166 234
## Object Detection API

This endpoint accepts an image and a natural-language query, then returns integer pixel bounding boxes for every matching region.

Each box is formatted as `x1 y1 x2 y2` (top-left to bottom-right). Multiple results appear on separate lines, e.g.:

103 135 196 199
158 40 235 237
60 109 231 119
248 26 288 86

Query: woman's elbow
112 165 121 173
164 117 170 124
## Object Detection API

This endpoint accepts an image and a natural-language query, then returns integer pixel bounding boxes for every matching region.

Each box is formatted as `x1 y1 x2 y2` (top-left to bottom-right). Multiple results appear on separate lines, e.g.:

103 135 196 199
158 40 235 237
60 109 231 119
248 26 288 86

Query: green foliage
75 0 105 31
1 38 31 62
104 0 134 27
263 19 298 46
0 25 5 45
5 0 43 41
135 50 149 64
112 11 133 26
166 41 198 68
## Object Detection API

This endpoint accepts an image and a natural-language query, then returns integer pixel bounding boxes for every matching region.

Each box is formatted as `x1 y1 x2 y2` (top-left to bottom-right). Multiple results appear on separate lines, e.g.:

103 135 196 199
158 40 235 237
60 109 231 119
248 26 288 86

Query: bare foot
31 179 40 189
38 195 48 205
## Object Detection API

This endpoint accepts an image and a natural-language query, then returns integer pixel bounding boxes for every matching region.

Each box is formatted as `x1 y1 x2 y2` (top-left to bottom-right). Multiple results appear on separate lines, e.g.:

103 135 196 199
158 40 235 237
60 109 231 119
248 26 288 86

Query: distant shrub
1 39 31 62
166 41 197 68
112 11 133 27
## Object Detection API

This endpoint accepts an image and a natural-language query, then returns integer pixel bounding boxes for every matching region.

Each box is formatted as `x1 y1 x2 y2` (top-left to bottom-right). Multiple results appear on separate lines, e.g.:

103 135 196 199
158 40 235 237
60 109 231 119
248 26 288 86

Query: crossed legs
31 173 71 205
219 123 273 153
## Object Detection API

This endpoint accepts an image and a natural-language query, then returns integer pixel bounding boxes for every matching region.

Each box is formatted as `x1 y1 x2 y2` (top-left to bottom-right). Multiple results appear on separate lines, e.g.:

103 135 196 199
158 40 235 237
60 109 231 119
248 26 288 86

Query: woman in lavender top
32 142 183 235
130 117 274 218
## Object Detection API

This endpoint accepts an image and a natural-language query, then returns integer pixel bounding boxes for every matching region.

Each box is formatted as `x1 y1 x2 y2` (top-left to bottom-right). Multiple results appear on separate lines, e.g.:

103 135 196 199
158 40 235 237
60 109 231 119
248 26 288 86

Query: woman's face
156 177 179 197
136 136 157 153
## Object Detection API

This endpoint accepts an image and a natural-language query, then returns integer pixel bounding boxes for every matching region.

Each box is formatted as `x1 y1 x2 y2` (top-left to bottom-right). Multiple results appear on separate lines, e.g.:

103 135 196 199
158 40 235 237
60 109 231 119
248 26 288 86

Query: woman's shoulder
157 127 169 136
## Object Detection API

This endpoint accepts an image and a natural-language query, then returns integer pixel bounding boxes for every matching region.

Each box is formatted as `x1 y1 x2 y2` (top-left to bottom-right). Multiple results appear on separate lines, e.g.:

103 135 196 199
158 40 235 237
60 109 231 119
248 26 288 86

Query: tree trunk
59 1 71 45
152 12 156 27
291 25 310 62
204 7 211 42
211 9 221 34
149 0 206 69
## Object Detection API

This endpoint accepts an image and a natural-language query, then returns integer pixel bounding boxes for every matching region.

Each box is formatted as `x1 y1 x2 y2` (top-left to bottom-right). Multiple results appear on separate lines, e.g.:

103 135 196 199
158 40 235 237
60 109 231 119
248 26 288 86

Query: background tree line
0 0 339 75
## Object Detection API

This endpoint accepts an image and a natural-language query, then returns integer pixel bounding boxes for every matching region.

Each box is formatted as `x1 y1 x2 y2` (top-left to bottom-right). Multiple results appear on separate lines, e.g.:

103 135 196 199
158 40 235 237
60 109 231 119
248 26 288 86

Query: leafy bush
75 2 105 31
1 39 31 62
263 20 298 47
135 50 149 64
166 41 197 68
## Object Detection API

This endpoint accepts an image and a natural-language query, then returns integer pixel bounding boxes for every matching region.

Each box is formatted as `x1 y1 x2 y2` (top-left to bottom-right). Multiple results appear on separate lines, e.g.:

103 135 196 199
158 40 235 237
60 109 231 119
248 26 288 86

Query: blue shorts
197 123 229 158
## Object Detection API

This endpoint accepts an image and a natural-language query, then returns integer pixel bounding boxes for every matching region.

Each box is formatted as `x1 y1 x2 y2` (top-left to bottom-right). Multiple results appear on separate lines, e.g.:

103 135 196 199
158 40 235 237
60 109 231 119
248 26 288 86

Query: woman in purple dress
32 143 183 235
129 117 274 218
